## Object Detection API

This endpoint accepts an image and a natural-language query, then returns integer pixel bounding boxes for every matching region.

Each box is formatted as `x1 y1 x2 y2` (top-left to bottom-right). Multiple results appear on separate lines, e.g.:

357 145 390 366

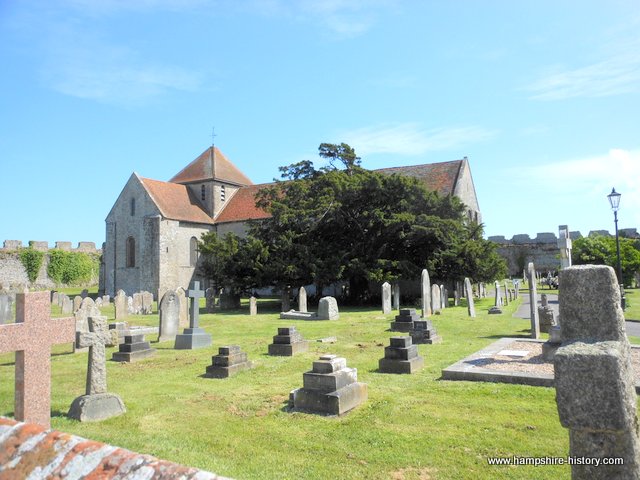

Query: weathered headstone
281 287 291 312
0 291 75 428
440 285 447 309
289 354 368 415
132 293 143 315
453 287 460 307
140 291 153 314
502 283 509 306
420 269 432 318
464 277 476 318
317 296 339 320
72 295 82 312
378 336 424 374
205 287 215 313
61 294 73 314
158 289 180 342
390 308 420 332
101 294 110 305
268 326 308 356
381 282 391 314
114 290 127 320
249 296 257 316
494 281 502 307
74 297 114 353
0 294 13 324
112 333 155 362
431 284 441 313
527 262 540 339
68 316 126 422
392 283 400 310
554 265 640 478
174 281 212 349
51 291 59 306
176 287 189 328
538 293 556 333
205 345 253 378
298 287 308 313
95 297 103 308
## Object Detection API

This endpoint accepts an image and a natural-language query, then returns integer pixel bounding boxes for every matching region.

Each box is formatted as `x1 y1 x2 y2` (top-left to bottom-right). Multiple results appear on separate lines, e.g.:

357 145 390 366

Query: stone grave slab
268 326 309 356
409 319 441 345
390 308 420 332
378 336 424 374
112 333 156 362
205 345 253 378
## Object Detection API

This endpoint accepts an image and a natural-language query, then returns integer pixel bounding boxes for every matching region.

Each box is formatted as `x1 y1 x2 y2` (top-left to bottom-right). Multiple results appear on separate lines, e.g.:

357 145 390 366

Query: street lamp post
607 188 625 310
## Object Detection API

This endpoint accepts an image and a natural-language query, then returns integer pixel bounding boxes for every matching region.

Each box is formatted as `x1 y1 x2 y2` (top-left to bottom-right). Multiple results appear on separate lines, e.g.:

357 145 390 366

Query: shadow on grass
480 332 532 340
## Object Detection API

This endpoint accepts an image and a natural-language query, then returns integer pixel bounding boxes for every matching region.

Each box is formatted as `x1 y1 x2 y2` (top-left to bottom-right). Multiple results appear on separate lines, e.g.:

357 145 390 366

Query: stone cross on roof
0 291 75 428
76 316 112 395
187 281 205 329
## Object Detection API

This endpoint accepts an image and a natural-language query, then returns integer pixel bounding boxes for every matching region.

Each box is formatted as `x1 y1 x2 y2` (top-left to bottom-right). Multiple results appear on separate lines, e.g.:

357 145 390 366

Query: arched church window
130 198 135 216
201 185 206 201
190 236 199 267
126 236 135 268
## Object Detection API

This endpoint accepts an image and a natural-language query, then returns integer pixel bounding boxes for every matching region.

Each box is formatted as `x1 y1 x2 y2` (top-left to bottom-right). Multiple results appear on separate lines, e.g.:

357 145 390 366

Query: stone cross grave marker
464 277 476 318
174 281 211 349
421 269 431 318
68 315 126 421
0 291 75 428
187 281 204 329
298 286 307 313
527 262 540 339
381 282 391 314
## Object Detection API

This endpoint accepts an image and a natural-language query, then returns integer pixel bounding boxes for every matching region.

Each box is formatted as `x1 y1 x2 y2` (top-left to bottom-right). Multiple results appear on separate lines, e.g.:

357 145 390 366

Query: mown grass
1 294 583 479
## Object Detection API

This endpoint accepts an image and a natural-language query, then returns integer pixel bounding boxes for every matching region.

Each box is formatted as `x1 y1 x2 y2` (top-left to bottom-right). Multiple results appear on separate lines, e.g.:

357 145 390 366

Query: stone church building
103 146 481 299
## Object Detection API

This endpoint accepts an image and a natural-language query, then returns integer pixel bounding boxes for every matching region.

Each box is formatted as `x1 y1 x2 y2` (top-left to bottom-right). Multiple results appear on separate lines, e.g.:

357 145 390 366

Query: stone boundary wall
0 417 228 479
1 240 102 254
488 228 639 245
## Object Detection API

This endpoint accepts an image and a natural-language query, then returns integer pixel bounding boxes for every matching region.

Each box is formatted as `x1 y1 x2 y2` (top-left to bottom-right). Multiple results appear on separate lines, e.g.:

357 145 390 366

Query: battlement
488 228 639 245
1 240 102 254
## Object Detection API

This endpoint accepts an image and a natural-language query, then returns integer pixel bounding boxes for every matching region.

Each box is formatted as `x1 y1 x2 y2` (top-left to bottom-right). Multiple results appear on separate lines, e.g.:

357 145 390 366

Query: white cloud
340 123 498 157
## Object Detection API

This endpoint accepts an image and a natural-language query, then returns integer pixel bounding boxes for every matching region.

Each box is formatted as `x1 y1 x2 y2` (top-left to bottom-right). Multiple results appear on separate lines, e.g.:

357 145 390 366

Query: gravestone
249 296 257 316
381 282 391 314
80 289 89 299
61 294 73 314
141 291 153 314
0 294 12 324
127 296 134 314
410 319 441 344
502 283 509 306
95 297 103 308
289 354 368 415
554 265 640 478
494 281 502 307
73 296 82 312
0 291 75 428
538 293 556 333
488 306 502 314
453 288 460 307
378 336 424 374
112 333 155 362
527 262 540 339
205 345 253 378
298 287 307 313
392 283 400 310
101 295 110 305
464 277 476 318
51 291 59 306
108 321 129 344
58 292 65 307
158 289 180 342
176 287 189 328
132 293 143 315
174 281 212 349
317 296 339 320
68 316 126 422
281 288 291 312
431 284 441 313
440 285 447 309
268 326 309 356
390 308 420 332
205 287 215 313
558 224 572 270
75 297 111 353
421 269 432 318
114 290 127 320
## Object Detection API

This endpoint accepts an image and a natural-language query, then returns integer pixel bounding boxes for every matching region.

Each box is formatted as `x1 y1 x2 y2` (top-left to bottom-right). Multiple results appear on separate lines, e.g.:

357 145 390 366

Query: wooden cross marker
0 291 75 428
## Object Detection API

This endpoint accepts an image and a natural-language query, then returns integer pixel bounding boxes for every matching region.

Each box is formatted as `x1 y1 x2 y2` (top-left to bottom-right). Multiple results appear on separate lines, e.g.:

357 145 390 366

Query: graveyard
2 285 626 479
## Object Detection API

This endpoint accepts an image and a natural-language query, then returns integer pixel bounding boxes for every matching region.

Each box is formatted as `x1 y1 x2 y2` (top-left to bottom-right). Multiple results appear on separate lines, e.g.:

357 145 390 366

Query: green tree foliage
572 235 640 286
19 248 44 283
47 250 99 285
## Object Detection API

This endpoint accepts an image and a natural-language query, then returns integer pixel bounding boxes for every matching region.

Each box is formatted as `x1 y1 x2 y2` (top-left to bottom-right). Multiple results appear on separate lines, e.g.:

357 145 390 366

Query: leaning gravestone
0 291 75 428
268 326 308 356
298 287 308 313
68 316 126 422
421 269 432 318
527 262 541 339
114 290 127 320
205 345 253 378
0 294 13 324
174 281 212 349
176 287 189 328
381 282 391 314
249 296 257 316
158 289 180 342
289 354 368 415
379 336 424 374
554 265 640 479
464 277 476 318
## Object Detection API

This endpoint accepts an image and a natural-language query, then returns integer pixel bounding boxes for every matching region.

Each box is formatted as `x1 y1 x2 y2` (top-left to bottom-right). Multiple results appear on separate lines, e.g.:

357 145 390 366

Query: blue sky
1 0 639 247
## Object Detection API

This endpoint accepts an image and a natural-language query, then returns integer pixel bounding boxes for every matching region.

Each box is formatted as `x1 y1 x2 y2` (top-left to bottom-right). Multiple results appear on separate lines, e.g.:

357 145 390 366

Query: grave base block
289 382 368 416
379 356 424 374
112 348 156 362
268 341 309 356
410 332 442 345
67 393 126 422
174 328 212 350
389 321 414 332
542 341 560 361
206 361 254 378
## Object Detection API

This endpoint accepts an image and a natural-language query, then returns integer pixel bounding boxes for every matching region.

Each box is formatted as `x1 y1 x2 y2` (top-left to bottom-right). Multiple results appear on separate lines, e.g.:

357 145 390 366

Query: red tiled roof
374 160 463 197
140 177 215 224
214 183 274 223
169 147 254 186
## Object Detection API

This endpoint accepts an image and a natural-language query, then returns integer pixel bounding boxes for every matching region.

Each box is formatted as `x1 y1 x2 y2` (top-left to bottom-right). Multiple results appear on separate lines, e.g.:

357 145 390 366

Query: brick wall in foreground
0 417 229 479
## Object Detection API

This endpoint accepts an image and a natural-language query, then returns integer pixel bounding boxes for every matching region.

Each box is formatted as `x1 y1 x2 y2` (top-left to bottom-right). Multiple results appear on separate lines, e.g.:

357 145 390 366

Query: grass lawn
2 295 583 479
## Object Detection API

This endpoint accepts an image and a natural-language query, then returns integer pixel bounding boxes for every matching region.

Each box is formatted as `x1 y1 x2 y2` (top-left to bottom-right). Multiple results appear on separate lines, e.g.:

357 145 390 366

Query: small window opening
201 185 206 201
130 198 135 216
126 236 136 267
221 185 226 202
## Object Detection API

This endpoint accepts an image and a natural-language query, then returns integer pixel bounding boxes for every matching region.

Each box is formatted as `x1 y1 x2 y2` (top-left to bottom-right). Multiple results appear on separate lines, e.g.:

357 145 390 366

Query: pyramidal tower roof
169 146 253 186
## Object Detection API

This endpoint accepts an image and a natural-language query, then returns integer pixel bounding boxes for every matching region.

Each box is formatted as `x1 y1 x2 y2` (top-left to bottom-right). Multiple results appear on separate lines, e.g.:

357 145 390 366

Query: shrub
19 248 44 283
47 249 99 286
